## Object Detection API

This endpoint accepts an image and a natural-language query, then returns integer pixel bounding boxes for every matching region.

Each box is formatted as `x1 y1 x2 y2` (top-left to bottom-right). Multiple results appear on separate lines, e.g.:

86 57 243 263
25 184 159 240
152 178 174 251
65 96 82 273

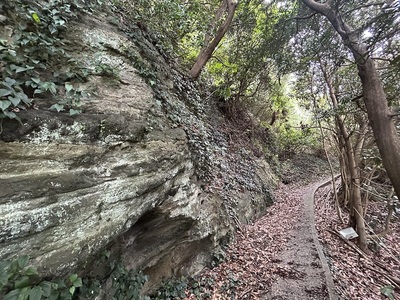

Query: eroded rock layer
0 14 275 290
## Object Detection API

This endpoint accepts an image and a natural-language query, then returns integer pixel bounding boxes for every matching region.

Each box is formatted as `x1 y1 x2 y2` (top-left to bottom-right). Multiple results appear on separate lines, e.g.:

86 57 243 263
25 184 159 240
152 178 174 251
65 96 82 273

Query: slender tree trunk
313 79 343 222
337 142 349 207
301 0 400 209
363 167 376 218
377 188 394 237
189 0 237 79
317 118 344 223
203 1 227 46
319 60 368 251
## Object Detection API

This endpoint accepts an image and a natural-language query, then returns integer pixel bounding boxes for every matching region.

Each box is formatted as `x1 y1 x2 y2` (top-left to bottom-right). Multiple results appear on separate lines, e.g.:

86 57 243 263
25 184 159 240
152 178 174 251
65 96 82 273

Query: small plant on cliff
151 276 216 300
380 285 395 300
0 0 90 120
78 252 150 300
109 261 150 300
151 276 189 300
0 255 82 300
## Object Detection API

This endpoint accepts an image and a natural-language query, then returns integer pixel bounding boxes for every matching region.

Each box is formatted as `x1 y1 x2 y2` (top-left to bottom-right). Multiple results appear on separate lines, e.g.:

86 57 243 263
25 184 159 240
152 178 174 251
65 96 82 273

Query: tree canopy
1 0 399 251
124 0 400 249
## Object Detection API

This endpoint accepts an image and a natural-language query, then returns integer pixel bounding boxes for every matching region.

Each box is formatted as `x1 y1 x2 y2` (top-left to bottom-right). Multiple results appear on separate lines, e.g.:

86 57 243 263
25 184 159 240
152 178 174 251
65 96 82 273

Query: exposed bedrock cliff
0 14 276 291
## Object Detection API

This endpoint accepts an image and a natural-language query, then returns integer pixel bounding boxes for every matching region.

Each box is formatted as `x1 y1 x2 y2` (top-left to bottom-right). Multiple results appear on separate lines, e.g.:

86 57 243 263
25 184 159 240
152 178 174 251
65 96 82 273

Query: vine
0 256 82 300
0 0 92 121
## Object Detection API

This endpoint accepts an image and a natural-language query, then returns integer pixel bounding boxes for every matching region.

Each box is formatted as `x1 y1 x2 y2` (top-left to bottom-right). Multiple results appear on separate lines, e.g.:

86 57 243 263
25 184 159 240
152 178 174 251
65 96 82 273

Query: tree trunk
357 60 400 198
317 117 344 223
301 0 400 207
189 0 237 79
319 59 368 251
203 1 227 46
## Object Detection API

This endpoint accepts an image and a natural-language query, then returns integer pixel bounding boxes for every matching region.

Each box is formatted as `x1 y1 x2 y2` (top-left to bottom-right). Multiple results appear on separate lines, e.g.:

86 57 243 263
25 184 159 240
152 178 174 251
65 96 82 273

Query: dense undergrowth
0 0 97 121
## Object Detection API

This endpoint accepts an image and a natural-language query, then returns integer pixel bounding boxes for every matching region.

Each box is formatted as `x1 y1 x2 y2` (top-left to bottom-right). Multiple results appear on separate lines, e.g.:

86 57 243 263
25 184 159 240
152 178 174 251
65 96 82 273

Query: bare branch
343 2 386 16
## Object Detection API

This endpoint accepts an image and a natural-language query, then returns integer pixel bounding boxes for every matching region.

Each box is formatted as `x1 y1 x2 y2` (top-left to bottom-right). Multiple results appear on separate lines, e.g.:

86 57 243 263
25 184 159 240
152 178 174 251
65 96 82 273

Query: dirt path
185 180 337 299
263 179 336 300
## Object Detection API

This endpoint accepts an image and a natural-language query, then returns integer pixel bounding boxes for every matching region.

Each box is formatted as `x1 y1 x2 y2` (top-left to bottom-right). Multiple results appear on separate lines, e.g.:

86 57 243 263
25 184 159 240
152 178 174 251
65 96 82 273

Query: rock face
0 14 276 291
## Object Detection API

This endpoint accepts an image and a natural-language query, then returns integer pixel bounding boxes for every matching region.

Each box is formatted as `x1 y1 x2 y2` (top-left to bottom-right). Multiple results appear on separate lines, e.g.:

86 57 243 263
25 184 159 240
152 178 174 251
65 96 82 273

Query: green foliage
151 276 216 300
78 250 150 300
1 254 152 300
273 124 319 159
151 276 189 300
122 47 157 86
110 261 149 300
202 0 289 100
94 63 120 80
380 285 395 300
0 76 31 121
106 0 195 56
0 0 90 119
0 255 82 300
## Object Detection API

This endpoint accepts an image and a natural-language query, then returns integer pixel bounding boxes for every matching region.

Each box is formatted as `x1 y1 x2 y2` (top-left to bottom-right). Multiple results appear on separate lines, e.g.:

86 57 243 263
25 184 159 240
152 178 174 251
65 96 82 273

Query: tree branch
288 12 317 21
301 0 330 14
344 2 386 16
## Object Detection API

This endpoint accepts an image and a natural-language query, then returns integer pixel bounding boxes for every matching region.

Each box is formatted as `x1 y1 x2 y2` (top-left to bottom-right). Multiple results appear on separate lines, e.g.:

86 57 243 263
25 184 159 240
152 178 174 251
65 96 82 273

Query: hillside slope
0 2 277 295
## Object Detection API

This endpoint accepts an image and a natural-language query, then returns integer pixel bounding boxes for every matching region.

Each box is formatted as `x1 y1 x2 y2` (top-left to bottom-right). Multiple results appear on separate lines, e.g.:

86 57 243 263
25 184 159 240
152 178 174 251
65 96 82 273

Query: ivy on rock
0 0 92 121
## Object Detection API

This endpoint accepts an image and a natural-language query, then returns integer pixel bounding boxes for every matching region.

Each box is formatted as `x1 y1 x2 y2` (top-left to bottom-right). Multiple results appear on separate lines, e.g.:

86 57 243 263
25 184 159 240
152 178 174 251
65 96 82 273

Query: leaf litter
183 179 329 299
181 153 399 300
314 182 400 300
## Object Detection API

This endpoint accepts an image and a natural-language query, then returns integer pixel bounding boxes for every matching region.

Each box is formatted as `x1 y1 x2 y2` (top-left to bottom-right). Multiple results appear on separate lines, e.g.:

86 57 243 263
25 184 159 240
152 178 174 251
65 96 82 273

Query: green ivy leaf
15 92 30 104
3 110 21 123
51 282 59 290
31 13 41 23
0 89 11 98
7 49 16 57
41 82 57 94
17 256 29 269
0 100 12 111
9 64 18 71
15 66 34 73
48 290 60 300
69 286 75 295
3 289 20 300
59 288 72 300
50 103 64 112
39 281 52 297
24 266 38 276
31 78 41 84
69 109 81 116
381 285 395 300
8 96 21 107
55 278 67 289
4 77 16 87
69 274 78 283
8 261 19 274
29 286 43 300
103 250 110 259
0 269 9 290
65 83 74 92
48 26 57 35
14 276 30 289
72 277 82 288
